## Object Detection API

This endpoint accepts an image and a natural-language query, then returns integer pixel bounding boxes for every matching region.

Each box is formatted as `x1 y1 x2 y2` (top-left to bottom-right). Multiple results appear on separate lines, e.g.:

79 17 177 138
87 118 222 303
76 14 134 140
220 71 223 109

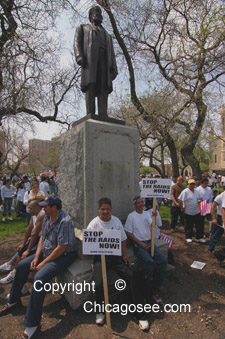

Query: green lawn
158 204 171 221
0 212 27 238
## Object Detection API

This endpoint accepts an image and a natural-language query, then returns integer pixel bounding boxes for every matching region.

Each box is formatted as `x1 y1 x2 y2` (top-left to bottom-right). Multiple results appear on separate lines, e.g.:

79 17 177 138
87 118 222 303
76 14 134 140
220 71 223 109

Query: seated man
0 200 45 285
0 195 76 339
87 197 133 326
125 196 167 300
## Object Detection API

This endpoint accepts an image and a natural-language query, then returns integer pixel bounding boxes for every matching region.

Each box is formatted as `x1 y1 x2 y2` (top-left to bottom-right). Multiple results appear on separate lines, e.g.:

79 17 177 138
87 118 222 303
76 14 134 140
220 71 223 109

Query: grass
0 211 27 238
158 203 171 221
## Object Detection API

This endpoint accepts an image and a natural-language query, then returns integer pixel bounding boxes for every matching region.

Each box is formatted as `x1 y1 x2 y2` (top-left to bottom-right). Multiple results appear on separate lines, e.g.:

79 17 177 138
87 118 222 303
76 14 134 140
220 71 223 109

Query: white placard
190 261 206 270
141 178 171 198
82 229 121 256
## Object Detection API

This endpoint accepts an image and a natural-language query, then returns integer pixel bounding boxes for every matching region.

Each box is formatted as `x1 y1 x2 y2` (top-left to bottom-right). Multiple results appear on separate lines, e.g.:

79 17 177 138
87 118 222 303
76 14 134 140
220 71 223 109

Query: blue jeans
208 215 224 251
3 197 13 216
135 241 167 288
9 251 76 327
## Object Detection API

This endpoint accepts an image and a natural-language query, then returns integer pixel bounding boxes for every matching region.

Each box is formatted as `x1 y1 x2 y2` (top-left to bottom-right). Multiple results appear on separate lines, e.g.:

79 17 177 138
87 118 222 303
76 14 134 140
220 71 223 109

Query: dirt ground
0 223 225 339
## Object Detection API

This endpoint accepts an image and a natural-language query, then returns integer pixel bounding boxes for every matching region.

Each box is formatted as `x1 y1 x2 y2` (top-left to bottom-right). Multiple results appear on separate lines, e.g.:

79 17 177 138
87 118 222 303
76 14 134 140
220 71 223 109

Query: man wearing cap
0 195 76 339
170 176 185 230
125 197 167 303
178 179 205 243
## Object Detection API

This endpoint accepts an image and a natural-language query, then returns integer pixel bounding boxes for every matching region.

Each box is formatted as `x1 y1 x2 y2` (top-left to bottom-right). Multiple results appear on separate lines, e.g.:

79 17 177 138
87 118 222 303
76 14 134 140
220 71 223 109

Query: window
215 154 217 163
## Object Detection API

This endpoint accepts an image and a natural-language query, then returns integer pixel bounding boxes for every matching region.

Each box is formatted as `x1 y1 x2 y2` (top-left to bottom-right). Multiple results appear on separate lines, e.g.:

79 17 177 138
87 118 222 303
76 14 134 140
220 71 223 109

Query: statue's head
89 6 103 25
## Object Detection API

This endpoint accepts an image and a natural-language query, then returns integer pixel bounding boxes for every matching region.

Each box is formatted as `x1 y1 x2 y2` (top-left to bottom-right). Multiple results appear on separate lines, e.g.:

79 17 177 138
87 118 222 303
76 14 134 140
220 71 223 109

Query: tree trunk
181 148 201 178
165 133 179 176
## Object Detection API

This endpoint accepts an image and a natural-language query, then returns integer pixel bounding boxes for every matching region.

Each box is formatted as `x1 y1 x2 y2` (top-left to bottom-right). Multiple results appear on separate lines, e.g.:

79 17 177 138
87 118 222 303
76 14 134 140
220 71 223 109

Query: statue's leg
86 84 96 115
97 48 108 116
98 90 108 116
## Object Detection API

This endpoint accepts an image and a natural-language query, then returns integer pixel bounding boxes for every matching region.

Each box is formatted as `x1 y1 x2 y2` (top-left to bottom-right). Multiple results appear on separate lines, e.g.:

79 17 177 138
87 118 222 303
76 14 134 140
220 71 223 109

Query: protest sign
82 229 122 256
141 178 171 198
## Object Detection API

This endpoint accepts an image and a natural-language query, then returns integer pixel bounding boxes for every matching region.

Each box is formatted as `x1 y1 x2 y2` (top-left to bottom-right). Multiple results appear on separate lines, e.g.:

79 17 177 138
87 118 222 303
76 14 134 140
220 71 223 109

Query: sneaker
0 269 16 284
186 239 192 243
8 217 13 221
2 217 5 221
196 238 207 243
139 319 149 331
0 262 12 272
96 313 105 325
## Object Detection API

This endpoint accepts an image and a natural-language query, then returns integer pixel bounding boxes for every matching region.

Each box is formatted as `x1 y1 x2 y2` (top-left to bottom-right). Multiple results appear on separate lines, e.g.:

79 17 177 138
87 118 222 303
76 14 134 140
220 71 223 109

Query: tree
47 143 60 175
0 125 29 177
140 165 152 175
0 0 80 127
96 0 225 177
111 86 189 176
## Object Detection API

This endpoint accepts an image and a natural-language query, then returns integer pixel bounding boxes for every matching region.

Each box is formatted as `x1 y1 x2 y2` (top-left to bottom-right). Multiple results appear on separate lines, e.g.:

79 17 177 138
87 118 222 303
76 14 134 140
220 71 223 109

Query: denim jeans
135 241 167 289
208 215 224 251
9 251 76 327
3 197 13 216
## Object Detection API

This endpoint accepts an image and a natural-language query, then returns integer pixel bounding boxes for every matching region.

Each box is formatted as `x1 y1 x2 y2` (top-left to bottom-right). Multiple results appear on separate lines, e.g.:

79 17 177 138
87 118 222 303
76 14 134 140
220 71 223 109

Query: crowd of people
0 171 224 337
140 173 224 252
0 174 58 222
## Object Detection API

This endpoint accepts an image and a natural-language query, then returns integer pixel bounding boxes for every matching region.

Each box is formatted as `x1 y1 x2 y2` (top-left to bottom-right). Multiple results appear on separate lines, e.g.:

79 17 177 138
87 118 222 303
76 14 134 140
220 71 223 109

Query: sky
30 12 75 140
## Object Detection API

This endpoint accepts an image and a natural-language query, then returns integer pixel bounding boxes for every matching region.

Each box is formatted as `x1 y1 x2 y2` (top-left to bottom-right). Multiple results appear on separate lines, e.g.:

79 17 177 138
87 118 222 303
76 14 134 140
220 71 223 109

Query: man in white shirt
178 179 205 243
196 178 213 203
208 190 225 254
87 197 133 325
125 196 167 292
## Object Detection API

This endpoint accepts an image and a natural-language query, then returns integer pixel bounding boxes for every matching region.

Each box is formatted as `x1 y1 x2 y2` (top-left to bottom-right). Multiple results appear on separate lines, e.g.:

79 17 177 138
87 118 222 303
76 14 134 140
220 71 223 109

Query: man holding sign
125 196 167 300
87 197 133 325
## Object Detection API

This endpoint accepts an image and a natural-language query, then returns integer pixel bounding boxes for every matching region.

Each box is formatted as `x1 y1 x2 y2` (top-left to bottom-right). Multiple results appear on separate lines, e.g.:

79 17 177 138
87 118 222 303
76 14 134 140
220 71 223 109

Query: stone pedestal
58 118 139 228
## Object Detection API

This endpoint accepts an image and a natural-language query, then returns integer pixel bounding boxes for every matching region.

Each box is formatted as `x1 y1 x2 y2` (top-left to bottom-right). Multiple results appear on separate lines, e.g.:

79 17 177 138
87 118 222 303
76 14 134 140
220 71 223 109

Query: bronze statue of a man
74 6 118 116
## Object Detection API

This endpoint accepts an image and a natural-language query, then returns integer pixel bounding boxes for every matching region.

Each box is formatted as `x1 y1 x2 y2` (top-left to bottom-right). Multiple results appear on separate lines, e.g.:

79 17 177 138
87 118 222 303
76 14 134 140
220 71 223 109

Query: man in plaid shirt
0 195 76 339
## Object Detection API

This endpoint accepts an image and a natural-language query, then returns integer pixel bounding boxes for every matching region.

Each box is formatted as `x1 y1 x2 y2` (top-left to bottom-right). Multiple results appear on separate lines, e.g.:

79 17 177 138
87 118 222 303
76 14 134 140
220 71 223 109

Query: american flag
200 201 212 216
160 233 174 248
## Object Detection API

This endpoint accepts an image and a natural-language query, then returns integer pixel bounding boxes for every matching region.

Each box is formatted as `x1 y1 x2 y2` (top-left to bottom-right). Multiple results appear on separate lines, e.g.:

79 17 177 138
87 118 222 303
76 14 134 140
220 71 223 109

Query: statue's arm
74 25 86 67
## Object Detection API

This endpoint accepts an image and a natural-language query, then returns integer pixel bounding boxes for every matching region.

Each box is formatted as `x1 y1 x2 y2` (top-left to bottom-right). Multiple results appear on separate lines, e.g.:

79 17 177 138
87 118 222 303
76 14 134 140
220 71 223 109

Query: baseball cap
177 176 184 181
133 195 142 203
188 179 196 184
38 195 62 208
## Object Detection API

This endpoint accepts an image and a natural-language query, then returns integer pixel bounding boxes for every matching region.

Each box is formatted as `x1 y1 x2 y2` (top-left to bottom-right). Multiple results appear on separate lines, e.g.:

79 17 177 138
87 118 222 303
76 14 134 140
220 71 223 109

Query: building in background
209 105 225 175
29 137 60 174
